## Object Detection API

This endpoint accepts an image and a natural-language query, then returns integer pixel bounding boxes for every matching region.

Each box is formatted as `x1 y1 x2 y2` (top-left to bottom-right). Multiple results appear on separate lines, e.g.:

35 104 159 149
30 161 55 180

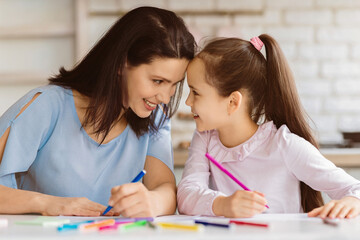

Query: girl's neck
217 116 258 148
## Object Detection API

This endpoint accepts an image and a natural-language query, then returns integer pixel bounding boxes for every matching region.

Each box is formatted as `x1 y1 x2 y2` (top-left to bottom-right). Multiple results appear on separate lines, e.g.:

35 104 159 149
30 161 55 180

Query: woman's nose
157 91 171 105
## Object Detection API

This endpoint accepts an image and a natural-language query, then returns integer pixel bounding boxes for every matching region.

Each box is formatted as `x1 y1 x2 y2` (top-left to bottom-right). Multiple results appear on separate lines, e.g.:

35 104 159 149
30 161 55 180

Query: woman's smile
143 98 157 111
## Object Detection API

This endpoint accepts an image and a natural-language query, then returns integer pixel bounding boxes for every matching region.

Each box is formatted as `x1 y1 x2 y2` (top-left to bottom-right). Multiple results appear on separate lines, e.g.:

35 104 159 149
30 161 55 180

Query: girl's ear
227 91 242 115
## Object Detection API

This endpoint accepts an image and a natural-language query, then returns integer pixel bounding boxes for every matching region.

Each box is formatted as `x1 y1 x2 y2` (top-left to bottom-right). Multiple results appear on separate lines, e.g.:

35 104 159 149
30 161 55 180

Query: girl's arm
177 130 267 217
108 156 176 217
283 133 360 218
177 131 222 216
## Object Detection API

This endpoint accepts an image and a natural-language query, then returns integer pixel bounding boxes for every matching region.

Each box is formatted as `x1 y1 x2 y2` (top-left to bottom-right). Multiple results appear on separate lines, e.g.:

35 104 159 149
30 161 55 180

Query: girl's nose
185 94 192 106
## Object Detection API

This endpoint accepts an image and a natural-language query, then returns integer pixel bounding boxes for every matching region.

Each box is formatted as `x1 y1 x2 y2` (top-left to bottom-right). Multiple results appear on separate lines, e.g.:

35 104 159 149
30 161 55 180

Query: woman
0 6 195 217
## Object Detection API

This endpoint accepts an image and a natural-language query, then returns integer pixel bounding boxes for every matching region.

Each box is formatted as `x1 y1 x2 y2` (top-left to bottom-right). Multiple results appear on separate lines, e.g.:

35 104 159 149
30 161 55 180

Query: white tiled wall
1 0 360 147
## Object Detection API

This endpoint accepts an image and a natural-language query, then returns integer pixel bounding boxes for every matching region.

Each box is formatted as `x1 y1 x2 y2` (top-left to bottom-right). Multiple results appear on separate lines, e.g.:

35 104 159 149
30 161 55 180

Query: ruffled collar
207 121 276 163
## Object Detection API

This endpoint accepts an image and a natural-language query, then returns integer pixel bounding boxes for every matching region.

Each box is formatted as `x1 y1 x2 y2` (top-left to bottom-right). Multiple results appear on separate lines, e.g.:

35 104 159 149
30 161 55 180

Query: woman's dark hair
49 6 195 141
197 35 323 212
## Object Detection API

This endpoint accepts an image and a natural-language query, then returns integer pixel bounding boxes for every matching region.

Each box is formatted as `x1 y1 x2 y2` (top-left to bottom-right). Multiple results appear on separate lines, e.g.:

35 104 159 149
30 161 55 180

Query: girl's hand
42 196 111 216
308 196 360 219
108 182 155 218
212 190 267 218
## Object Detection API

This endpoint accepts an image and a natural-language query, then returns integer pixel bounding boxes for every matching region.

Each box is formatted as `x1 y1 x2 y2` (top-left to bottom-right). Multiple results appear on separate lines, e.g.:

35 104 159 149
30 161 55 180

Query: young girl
177 35 360 219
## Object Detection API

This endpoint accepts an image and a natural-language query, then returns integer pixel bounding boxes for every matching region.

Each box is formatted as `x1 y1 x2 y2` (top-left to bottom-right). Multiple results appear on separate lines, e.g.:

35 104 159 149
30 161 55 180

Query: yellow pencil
157 222 203 231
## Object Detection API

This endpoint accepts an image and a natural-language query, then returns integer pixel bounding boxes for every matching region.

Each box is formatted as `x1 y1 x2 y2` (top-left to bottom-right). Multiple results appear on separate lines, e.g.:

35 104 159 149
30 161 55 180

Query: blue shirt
0 85 173 205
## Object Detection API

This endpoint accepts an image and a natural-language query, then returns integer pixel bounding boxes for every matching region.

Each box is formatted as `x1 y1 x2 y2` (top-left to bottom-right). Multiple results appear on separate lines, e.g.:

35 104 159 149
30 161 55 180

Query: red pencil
229 220 268 228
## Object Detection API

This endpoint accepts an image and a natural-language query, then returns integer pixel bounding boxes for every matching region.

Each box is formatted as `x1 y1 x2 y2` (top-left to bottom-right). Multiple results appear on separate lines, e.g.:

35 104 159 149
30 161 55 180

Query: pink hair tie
250 36 263 51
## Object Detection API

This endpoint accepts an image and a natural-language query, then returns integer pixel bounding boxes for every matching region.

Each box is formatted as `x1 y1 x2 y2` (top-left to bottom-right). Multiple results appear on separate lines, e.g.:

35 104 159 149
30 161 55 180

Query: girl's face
126 58 189 118
186 58 229 132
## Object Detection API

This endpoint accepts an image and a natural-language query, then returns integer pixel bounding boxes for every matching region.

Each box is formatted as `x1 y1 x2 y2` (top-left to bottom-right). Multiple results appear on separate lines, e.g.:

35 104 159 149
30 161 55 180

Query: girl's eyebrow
188 84 199 91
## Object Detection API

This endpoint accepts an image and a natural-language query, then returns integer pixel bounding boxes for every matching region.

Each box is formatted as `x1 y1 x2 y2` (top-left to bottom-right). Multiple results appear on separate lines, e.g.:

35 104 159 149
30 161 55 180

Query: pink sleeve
177 130 225 216
279 127 360 201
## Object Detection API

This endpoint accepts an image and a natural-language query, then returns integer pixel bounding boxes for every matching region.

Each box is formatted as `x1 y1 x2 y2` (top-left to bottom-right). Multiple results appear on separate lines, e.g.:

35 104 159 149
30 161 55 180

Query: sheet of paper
15 216 70 227
0 218 8 227
194 213 322 224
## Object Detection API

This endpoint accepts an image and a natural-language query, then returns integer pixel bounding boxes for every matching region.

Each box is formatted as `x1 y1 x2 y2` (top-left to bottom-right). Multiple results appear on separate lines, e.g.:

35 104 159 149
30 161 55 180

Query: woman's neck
217 116 258 148
72 90 127 144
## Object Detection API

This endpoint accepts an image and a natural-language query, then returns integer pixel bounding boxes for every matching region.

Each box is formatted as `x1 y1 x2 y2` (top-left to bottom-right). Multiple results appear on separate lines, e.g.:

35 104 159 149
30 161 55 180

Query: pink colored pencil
205 153 269 208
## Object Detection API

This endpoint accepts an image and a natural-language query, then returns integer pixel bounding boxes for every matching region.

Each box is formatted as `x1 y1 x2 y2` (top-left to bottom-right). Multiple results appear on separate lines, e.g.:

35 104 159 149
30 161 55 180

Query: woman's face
186 58 229 132
125 57 189 118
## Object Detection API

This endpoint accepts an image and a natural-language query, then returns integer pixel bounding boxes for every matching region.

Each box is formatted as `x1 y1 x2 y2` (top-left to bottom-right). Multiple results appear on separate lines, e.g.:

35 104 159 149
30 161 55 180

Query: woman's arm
0 184 107 216
143 155 177 216
0 93 41 164
0 93 108 216
0 184 47 214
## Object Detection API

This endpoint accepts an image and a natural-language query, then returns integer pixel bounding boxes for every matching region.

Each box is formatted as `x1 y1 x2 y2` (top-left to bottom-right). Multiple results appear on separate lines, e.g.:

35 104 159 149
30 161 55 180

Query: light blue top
0 85 173 205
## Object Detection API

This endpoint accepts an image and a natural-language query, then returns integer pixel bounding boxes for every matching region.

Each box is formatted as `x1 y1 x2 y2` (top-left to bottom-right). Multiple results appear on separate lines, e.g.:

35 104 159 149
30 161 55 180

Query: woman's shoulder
0 85 69 129
34 84 70 101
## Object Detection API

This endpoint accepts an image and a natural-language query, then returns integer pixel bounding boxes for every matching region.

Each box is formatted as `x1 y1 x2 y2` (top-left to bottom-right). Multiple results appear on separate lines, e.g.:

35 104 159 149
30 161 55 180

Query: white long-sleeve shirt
177 121 360 216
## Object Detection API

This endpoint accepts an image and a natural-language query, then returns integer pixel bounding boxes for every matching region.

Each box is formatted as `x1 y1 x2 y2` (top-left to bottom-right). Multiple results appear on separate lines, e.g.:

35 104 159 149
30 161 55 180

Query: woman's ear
227 91 242 115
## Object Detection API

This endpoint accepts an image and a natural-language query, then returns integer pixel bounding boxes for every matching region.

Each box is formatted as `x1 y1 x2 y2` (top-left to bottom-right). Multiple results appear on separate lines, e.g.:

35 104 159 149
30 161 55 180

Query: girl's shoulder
274 124 312 147
192 129 216 143
272 123 318 159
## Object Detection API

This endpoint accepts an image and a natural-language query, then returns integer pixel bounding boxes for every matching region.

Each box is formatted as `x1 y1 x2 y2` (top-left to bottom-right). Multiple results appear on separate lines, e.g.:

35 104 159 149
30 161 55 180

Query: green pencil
120 220 147 231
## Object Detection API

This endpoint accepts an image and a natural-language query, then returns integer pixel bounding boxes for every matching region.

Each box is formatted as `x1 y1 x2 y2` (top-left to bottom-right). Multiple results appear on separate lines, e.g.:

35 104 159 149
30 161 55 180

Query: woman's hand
107 156 177 218
308 196 360 219
212 190 267 218
41 196 112 216
108 182 156 218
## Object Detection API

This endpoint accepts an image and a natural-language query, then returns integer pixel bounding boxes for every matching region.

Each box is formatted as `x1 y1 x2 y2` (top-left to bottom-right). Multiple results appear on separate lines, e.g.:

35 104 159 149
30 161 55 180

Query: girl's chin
196 124 213 132
196 125 206 132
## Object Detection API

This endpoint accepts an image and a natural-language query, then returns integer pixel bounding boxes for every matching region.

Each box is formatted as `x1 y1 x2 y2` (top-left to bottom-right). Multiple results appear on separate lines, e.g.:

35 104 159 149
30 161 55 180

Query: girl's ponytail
259 34 324 212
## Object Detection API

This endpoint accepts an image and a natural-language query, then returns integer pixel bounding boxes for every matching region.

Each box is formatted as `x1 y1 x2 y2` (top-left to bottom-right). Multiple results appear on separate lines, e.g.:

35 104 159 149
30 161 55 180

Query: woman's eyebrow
152 75 185 85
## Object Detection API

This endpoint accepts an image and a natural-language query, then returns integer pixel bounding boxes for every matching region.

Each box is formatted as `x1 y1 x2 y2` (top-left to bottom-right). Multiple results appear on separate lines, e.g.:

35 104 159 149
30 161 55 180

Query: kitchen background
1 0 360 201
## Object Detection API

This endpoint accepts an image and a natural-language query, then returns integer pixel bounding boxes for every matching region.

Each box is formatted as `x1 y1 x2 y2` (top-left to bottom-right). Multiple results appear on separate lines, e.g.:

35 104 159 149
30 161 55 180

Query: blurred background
1 0 360 189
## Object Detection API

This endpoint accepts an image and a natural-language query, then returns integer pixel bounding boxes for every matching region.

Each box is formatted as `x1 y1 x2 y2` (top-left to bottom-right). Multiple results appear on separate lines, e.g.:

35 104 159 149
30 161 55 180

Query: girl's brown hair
49 7 195 142
197 35 323 212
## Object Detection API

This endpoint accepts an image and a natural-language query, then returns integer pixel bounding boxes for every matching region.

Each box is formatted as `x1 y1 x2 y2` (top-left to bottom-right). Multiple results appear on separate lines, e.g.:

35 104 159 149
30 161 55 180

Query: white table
0 214 359 240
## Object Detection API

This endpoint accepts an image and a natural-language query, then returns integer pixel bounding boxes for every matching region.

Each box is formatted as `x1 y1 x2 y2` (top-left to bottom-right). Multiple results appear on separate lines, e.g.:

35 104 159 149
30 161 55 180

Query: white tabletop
0 214 359 240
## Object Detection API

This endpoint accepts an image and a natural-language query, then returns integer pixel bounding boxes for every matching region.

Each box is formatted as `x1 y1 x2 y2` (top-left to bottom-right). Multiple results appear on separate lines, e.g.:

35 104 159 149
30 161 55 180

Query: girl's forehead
189 57 204 68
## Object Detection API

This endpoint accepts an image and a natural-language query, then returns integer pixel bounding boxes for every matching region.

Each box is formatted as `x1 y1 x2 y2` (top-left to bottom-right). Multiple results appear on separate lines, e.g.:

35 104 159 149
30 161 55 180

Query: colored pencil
205 153 269 208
